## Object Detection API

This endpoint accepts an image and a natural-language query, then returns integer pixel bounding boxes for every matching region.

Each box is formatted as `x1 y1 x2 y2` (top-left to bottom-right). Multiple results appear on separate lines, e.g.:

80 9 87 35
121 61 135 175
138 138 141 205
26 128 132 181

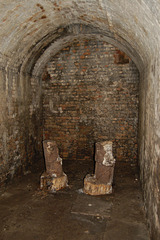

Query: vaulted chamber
0 1 160 237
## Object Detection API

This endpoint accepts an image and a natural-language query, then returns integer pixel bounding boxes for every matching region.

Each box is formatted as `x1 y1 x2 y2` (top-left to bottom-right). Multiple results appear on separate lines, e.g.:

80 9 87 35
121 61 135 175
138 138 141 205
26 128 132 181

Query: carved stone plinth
83 141 116 195
40 140 68 192
40 172 68 192
83 174 112 195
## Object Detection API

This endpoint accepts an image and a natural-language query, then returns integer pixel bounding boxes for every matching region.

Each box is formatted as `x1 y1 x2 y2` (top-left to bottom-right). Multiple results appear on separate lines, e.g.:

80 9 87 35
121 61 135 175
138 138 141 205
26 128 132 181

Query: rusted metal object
40 140 68 192
83 141 116 195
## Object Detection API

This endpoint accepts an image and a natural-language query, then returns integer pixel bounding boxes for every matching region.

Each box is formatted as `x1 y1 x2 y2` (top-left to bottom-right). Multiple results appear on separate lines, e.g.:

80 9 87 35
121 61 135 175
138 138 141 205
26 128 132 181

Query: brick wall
42 39 139 162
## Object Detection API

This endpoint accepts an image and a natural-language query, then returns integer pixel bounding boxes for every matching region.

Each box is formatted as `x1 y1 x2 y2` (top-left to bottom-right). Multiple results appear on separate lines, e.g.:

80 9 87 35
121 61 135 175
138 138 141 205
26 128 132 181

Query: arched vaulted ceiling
0 1 160 238
0 0 159 76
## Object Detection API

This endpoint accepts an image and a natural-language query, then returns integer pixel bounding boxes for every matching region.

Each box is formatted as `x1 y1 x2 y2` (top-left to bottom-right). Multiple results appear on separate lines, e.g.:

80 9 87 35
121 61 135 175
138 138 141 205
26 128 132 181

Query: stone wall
0 67 43 186
42 39 139 163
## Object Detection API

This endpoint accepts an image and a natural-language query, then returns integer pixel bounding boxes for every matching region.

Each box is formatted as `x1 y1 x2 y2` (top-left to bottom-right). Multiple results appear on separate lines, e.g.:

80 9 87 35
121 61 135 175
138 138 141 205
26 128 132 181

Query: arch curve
0 1 160 238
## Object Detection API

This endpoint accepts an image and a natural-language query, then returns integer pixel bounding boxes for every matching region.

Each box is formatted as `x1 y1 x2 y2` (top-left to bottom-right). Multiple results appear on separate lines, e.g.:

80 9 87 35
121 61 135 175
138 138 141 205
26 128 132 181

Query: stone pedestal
40 172 68 192
83 174 112 195
83 141 115 195
40 140 68 192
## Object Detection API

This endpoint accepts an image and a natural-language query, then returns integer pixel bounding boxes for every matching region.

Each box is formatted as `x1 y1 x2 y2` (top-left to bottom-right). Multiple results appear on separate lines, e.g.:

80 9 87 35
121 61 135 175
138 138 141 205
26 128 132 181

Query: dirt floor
0 160 150 240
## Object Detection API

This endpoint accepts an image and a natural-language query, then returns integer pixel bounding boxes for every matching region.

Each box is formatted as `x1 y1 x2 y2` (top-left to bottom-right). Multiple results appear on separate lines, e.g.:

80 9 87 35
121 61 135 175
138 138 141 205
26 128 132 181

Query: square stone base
83 174 112 195
40 172 68 192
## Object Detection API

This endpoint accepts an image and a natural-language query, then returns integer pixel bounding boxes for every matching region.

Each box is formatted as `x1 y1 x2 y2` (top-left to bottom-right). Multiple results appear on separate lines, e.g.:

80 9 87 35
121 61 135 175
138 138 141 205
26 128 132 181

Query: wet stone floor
0 160 150 240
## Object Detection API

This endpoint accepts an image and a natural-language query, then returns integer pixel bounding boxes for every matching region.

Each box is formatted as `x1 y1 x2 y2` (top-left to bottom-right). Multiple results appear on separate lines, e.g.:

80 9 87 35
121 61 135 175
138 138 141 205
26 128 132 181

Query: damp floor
0 160 150 240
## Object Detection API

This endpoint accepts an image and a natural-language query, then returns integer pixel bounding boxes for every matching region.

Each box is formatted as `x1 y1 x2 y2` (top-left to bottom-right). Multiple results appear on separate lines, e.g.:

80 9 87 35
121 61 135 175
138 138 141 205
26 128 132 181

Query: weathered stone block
40 140 68 192
83 141 115 195
43 140 63 177
83 174 112 195
40 172 68 192
95 141 116 184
